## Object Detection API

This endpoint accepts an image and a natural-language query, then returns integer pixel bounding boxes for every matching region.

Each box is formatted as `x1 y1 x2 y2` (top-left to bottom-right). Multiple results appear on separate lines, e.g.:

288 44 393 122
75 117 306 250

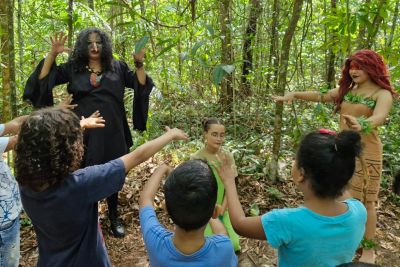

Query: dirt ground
19 158 400 267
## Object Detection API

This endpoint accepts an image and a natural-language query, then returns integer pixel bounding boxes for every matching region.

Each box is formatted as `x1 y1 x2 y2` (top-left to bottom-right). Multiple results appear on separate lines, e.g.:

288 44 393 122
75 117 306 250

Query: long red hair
336 50 395 109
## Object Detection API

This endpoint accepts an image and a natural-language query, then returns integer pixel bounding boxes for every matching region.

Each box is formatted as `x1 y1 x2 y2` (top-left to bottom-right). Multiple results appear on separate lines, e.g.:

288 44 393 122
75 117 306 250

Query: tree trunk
356 0 371 49
219 0 234 111
365 0 387 49
270 0 304 181
0 0 17 120
387 0 399 49
17 0 24 75
241 0 262 97
266 0 280 91
326 0 337 88
88 0 94 10
68 0 73 48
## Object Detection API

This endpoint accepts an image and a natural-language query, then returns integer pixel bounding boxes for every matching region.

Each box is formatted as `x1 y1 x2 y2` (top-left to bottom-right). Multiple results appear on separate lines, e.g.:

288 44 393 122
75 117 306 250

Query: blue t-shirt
0 124 22 227
261 199 367 267
139 206 238 267
20 159 125 267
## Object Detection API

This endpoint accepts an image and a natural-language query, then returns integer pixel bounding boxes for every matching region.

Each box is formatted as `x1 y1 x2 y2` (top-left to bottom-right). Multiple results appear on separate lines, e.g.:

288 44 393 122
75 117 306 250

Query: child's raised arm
218 157 266 240
120 127 188 173
139 164 172 208
2 115 29 136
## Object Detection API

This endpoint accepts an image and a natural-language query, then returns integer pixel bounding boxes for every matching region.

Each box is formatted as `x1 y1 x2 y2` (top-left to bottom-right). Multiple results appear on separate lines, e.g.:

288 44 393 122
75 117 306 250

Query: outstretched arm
119 127 188 172
139 164 172 208
272 88 338 104
2 115 29 136
39 32 70 80
218 157 266 240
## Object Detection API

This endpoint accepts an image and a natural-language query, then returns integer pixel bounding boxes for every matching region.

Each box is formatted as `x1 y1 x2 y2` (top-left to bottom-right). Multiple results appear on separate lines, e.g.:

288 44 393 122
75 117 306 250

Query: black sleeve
23 59 70 108
119 60 155 131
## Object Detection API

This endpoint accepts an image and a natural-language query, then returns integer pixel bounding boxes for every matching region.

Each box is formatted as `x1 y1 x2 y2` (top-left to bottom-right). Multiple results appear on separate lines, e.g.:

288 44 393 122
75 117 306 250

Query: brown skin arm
139 164 172 208
272 88 338 104
218 157 266 240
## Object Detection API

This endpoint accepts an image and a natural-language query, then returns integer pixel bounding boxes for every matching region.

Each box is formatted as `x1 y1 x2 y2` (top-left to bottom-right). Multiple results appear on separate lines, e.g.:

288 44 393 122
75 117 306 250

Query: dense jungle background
1 0 399 266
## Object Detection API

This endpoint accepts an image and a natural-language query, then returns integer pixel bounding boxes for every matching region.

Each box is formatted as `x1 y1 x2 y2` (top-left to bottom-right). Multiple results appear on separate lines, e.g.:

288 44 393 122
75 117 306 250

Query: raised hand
80 111 105 129
215 154 236 185
57 94 78 110
133 48 146 63
271 92 296 104
164 126 189 141
50 32 70 56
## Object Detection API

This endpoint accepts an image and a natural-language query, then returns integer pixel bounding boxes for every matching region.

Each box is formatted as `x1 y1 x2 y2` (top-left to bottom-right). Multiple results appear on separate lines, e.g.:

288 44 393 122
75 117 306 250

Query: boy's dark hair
393 170 400 195
70 27 114 73
297 130 362 198
15 107 84 191
202 118 223 132
164 160 217 231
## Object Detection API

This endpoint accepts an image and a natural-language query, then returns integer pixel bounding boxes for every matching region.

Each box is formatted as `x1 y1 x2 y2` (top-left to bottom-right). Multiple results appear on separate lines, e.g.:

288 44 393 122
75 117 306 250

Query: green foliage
249 203 260 216
135 35 150 53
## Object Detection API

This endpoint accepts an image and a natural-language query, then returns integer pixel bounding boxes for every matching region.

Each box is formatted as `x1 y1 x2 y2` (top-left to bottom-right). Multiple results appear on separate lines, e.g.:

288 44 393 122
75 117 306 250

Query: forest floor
19 157 400 267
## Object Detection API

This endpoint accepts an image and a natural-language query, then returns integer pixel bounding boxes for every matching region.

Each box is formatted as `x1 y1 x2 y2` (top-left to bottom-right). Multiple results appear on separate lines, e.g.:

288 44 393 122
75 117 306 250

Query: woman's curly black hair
15 107 84 191
69 27 114 73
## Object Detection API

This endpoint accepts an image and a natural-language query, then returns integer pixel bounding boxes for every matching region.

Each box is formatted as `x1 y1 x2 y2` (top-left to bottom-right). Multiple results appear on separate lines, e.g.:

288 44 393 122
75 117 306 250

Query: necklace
86 65 103 87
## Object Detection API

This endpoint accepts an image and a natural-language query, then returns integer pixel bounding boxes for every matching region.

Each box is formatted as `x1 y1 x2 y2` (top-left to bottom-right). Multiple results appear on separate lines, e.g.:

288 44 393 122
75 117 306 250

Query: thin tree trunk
266 0 280 91
0 0 17 120
219 0 234 111
326 0 337 88
68 0 73 48
17 0 24 78
356 0 371 49
270 0 304 181
88 0 94 10
365 0 387 49
346 0 351 53
387 0 399 48
241 0 262 97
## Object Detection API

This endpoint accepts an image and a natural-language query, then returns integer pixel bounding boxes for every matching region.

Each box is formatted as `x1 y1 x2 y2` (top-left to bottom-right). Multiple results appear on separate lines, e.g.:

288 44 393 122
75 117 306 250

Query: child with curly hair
15 107 187 267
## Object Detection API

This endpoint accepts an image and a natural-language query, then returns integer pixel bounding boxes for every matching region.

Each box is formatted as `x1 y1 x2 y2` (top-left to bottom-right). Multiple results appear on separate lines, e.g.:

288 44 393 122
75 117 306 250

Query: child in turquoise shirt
219 129 367 267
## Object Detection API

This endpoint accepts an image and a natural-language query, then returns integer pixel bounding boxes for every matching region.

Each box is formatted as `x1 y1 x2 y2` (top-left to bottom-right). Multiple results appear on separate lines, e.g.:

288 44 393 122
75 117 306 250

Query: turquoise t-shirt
261 199 366 267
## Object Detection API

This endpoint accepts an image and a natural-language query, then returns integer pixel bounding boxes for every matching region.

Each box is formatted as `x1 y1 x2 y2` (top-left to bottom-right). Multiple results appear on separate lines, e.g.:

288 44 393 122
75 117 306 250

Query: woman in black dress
24 28 154 237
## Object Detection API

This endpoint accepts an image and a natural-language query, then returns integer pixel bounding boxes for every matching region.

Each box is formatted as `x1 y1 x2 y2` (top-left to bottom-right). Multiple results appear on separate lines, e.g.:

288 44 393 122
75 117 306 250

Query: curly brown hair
15 107 84 191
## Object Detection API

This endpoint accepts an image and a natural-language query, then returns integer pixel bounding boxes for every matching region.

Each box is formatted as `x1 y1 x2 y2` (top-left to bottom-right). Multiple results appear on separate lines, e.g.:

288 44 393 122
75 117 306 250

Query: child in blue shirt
139 160 238 267
14 107 188 267
219 129 367 267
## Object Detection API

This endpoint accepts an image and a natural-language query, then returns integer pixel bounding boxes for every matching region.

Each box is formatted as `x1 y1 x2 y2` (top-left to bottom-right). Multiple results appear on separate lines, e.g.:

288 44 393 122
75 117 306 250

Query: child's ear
298 168 305 183
211 205 218 219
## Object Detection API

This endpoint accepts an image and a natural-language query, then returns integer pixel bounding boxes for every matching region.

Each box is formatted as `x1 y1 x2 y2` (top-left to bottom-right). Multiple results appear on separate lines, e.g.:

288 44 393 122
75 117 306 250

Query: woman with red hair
273 49 395 263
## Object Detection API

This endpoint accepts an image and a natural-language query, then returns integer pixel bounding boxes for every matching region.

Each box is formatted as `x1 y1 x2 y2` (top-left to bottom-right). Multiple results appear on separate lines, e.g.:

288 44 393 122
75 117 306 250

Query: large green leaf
135 35 150 53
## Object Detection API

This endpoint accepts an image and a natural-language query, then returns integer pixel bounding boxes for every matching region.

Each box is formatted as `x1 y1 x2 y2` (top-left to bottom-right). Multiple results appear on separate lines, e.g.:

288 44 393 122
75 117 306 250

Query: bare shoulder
376 89 393 98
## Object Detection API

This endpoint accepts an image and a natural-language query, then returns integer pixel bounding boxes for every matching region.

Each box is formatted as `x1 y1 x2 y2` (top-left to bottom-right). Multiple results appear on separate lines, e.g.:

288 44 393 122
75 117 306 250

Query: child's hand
165 126 189 141
155 163 173 177
57 94 78 110
216 204 225 217
215 155 236 185
80 111 105 129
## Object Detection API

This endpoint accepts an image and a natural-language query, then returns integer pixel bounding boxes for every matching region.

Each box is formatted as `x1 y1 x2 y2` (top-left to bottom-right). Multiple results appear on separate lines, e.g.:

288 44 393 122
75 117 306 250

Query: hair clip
318 128 337 135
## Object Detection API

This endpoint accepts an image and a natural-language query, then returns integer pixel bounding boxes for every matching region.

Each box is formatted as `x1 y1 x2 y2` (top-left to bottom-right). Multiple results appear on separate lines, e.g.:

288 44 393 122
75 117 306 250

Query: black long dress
24 59 154 166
